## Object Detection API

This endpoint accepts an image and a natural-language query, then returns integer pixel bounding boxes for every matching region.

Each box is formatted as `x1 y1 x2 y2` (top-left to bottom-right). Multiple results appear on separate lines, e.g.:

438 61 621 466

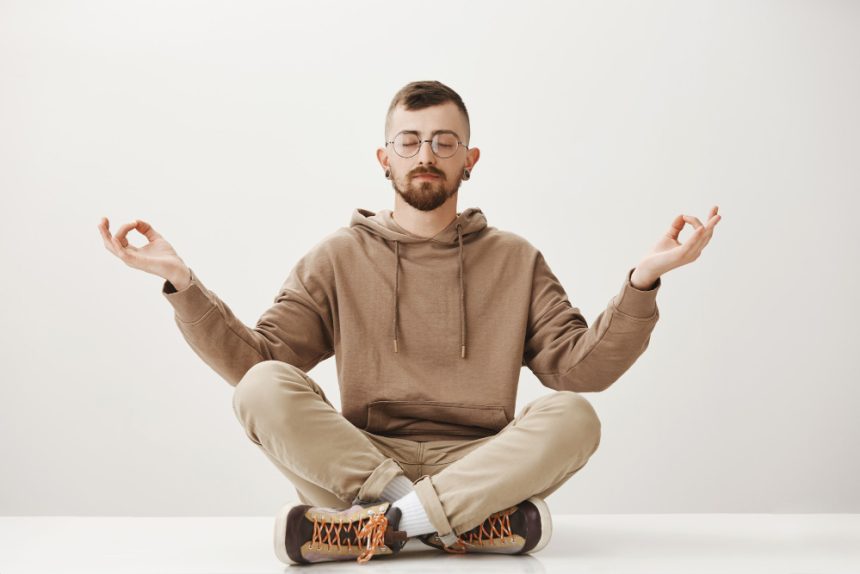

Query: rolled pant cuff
413 475 458 545
353 457 404 504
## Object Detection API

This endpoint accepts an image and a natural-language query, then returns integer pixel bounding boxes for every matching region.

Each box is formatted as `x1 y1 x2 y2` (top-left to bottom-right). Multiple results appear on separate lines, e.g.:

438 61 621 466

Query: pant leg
358 430 423 483
231 360 408 507
411 390 602 545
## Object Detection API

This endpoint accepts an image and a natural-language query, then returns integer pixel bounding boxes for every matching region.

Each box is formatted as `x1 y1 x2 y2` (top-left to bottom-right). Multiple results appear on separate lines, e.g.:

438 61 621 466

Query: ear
376 147 389 170
465 146 480 170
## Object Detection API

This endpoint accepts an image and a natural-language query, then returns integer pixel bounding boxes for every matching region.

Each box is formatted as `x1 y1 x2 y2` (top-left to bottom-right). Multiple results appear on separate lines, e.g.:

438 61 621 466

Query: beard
390 168 462 212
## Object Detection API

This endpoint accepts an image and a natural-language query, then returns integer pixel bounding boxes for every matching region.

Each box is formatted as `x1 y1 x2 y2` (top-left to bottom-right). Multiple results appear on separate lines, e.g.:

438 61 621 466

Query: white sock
392 489 436 538
379 474 415 503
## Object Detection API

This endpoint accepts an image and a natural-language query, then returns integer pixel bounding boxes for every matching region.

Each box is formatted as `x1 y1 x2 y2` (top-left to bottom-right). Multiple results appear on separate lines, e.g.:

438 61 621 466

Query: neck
392 195 459 238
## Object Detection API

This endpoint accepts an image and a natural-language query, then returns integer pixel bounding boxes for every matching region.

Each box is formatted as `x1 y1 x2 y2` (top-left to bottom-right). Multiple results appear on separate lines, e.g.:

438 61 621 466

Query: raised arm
162 251 335 387
98 215 334 387
523 252 661 393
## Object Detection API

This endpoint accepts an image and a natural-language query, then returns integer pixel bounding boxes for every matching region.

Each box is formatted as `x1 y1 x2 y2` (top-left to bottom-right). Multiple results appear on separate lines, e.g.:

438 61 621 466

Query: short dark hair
384 80 470 146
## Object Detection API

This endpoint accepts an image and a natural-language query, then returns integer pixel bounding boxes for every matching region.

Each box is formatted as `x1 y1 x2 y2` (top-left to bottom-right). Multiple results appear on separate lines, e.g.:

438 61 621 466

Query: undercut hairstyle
384 80 470 146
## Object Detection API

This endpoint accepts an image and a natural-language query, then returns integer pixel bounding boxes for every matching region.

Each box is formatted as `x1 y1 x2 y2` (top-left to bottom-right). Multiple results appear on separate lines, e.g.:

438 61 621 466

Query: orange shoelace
442 506 516 554
310 509 390 564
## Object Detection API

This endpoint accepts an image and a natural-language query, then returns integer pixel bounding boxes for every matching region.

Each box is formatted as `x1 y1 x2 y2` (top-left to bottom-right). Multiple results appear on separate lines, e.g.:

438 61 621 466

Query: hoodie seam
529 309 616 377
299 350 334 372
178 303 267 363
175 303 216 326
611 306 660 322
368 399 506 410
530 301 658 378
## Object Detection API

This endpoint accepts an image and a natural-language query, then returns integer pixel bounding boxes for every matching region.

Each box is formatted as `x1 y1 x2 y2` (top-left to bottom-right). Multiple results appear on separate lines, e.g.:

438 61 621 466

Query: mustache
411 169 444 178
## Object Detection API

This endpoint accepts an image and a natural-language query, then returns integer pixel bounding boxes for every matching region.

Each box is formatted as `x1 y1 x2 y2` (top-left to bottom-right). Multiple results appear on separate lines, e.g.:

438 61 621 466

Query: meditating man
98 80 721 565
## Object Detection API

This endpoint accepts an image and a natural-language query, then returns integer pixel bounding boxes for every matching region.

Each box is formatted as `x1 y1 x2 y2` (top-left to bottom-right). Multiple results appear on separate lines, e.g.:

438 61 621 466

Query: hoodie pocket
364 399 509 438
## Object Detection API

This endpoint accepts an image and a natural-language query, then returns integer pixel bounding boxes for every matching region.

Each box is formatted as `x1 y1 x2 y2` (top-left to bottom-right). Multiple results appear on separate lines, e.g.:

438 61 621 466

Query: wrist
168 263 192 291
630 265 659 290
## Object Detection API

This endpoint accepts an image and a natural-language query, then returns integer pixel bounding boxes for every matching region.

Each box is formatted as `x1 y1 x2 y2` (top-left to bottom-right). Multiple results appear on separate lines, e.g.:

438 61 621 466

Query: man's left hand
630 205 722 289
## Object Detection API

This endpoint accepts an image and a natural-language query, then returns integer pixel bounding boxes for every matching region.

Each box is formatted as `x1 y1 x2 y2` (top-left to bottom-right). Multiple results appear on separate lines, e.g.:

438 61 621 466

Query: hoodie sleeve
161 249 335 387
523 251 660 393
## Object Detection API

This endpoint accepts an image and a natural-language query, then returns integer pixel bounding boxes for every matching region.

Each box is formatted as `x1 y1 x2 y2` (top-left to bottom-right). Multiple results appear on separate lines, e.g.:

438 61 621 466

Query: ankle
380 474 415 503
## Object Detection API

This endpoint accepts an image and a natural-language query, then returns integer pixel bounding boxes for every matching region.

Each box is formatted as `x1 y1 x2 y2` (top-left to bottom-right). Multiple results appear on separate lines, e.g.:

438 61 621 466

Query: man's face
377 102 477 212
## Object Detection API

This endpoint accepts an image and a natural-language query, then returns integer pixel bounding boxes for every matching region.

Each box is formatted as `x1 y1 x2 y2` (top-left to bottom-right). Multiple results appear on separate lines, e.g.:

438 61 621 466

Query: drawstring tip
394 339 398 353
460 345 466 359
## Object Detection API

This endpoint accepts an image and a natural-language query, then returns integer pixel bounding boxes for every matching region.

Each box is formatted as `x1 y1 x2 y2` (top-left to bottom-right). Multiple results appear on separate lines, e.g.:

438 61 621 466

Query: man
98 80 721 565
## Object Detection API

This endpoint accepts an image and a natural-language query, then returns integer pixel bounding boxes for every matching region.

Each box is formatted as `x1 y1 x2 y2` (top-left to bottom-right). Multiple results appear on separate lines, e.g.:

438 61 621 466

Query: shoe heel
525 496 552 554
274 500 304 564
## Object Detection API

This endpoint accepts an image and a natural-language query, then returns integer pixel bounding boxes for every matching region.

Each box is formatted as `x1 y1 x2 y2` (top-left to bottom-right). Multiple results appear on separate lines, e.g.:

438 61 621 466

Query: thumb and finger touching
99 218 161 263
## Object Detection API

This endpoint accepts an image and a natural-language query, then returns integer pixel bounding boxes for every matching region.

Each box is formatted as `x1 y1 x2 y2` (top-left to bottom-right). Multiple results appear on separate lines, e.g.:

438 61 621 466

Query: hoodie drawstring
456 223 466 359
392 223 467 359
393 240 400 354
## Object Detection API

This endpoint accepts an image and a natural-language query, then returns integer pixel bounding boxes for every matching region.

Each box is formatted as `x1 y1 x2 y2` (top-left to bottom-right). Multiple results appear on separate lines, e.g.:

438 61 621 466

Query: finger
111 234 131 260
98 216 112 240
691 211 721 253
683 226 706 254
680 222 712 258
706 204 720 223
699 212 722 249
99 217 119 256
680 216 706 252
115 220 140 248
701 211 721 239
706 212 721 232
683 215 704 230
665 214 686 241
134 219 162 242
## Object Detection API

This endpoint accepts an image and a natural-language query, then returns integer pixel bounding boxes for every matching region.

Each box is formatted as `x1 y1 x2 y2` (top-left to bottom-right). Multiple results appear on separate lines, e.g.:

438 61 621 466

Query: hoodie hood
350 207 488 359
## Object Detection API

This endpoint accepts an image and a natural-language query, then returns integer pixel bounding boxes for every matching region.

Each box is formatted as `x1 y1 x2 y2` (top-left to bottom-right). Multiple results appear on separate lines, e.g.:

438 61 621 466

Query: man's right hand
98 216 191 290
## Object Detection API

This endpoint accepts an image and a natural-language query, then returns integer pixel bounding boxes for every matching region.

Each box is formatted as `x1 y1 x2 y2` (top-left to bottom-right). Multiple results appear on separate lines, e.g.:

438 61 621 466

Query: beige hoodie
162 207 661 441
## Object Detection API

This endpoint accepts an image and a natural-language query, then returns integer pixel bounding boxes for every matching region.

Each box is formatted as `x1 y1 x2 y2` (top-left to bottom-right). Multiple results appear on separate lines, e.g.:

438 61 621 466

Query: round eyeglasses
385 131 468 159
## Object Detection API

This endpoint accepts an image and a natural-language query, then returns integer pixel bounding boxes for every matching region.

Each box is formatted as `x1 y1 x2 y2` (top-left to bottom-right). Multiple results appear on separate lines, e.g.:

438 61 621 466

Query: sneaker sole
525 496 552 554
273 500 299 564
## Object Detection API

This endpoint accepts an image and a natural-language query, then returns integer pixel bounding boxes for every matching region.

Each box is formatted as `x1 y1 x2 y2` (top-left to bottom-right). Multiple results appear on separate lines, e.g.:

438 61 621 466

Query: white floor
1 514 858 573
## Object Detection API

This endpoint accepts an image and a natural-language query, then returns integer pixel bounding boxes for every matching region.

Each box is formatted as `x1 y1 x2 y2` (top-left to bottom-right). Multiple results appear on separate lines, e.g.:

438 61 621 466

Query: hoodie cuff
613 267 661 318
161 268 215 323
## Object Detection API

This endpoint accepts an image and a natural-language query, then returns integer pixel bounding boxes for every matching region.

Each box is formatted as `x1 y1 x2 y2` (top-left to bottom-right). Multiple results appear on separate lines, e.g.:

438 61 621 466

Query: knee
232 360 306 421
546 391 602 451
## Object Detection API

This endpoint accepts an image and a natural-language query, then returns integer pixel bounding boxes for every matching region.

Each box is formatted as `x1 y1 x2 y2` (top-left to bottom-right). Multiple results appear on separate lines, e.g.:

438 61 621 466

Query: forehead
389 102 465 136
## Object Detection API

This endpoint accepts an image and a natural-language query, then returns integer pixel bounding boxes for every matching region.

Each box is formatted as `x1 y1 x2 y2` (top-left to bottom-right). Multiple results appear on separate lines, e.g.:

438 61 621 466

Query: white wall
1 0 858 516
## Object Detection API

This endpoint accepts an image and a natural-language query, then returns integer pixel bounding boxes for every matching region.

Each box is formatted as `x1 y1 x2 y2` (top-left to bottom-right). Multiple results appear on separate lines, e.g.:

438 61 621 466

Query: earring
462 168 471 181
385 169 391 179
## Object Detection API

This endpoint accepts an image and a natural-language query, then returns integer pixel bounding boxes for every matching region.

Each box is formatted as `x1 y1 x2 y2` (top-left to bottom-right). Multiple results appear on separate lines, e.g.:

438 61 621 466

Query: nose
417 140 436 166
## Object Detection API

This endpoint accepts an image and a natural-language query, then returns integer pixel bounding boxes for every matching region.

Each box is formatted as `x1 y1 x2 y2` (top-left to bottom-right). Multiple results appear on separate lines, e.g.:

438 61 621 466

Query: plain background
1 0 858 516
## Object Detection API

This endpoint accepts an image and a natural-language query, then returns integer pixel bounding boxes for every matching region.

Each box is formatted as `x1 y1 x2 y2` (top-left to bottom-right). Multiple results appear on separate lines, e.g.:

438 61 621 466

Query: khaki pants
232 360 601 546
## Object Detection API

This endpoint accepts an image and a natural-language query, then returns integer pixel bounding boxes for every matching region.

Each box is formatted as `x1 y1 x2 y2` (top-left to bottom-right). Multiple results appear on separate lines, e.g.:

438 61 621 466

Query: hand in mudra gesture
98 217 189 285
631 206 722 289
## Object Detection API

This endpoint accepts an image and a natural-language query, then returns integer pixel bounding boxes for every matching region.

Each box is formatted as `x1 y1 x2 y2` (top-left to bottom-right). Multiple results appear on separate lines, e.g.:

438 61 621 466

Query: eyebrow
397 129 461 139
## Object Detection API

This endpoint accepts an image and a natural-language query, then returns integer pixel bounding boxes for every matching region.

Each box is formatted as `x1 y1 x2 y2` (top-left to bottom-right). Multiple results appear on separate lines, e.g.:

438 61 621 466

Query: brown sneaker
273 499 409 564
418 496 551 555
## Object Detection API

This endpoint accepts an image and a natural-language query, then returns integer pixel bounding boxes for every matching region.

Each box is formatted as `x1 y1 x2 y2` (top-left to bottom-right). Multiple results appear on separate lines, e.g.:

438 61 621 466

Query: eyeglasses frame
385 131 469 159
